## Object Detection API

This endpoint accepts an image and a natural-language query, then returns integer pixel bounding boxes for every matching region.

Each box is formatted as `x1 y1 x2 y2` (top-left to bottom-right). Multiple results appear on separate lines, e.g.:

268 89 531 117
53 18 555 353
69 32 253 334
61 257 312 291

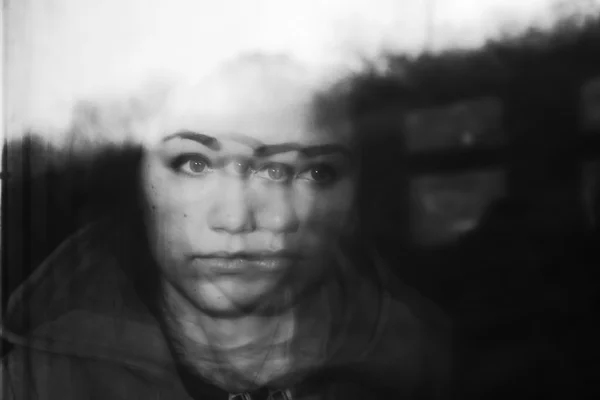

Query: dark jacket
1 221 451 399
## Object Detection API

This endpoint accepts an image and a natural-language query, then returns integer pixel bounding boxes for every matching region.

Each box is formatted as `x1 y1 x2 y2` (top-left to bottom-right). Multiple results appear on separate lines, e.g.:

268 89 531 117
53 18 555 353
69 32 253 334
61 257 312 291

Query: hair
313 69 410 252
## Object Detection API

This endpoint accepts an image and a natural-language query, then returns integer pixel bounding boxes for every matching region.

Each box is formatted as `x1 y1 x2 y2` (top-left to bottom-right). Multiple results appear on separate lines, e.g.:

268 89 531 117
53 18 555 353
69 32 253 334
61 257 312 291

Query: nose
255 186 300 234
207 178 256 234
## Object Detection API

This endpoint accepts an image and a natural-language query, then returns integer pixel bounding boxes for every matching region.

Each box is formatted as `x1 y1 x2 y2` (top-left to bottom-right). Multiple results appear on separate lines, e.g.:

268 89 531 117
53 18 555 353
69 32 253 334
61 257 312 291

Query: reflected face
140 63 357 317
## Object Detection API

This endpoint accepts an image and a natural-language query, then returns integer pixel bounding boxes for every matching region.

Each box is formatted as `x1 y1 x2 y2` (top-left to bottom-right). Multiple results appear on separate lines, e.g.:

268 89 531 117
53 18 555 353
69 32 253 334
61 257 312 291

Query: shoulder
3 219 142 335
0 221 168 400
1 345 168 400
6 219 115 306
341 252 452 398
1 345 92 400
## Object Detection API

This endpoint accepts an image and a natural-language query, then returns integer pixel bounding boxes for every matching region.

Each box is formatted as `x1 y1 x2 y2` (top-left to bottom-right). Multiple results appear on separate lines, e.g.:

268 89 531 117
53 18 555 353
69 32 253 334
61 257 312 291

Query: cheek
143 160 209 212
140 157 212 259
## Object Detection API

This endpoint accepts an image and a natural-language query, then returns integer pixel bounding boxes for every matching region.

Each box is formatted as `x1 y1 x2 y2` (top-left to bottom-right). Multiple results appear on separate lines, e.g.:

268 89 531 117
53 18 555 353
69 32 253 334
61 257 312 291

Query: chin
184 278 292 317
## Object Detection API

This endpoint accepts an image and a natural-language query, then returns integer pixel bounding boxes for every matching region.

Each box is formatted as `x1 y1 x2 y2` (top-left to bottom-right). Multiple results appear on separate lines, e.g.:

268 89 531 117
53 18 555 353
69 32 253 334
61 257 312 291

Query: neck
158 280 333 392
161 283 295 350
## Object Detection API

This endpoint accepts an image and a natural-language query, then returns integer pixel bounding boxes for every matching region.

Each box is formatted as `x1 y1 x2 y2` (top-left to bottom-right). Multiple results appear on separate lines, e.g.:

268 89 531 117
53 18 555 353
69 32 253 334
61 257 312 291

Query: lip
191 252 299 275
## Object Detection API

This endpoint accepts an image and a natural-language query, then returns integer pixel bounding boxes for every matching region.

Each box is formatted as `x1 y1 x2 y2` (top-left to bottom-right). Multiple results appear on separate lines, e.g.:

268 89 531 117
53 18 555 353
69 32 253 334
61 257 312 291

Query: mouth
191 252 300 276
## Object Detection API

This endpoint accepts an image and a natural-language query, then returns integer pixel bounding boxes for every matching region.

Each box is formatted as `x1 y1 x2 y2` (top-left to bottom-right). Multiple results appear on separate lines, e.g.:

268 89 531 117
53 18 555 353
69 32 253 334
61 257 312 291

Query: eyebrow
254 143 351 158
163 130 351 159
162 131 221 150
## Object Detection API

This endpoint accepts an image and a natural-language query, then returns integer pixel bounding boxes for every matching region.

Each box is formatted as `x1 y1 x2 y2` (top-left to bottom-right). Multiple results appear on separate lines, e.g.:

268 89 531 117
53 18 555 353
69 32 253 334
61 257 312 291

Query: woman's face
140 61 357 317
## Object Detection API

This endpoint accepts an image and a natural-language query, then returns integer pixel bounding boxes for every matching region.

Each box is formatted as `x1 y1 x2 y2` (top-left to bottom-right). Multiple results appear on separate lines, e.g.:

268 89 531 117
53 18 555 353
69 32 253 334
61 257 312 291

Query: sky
4 0 600 144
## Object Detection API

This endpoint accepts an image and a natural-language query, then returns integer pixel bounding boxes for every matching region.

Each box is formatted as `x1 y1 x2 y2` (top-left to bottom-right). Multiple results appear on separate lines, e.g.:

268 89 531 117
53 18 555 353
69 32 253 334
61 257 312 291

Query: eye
255 163 294 183
227 159 252 177
298 164 338 185
171 154 211 176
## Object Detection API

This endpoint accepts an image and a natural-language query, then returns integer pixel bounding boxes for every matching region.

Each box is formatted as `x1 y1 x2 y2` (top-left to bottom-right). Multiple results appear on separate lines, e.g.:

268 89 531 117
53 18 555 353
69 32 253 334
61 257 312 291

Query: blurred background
3 0 600 398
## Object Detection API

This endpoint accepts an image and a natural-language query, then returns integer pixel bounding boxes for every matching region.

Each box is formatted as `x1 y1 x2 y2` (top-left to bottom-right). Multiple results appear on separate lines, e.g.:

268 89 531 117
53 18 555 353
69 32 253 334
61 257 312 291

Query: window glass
580 76 600 133
581 160 600 228
404 97 504 152
410 169 506 246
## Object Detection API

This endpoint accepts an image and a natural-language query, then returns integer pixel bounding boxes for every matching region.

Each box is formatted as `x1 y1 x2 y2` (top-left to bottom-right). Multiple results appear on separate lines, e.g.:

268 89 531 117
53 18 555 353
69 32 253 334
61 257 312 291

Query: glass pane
581 160 600 228
404 97 504 152
411 169 506 246
580 76 600 132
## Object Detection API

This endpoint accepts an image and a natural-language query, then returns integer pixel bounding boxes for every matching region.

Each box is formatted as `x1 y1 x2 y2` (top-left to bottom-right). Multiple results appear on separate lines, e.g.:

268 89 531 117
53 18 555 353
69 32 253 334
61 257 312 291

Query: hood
1 220 451 395
1 220 176 378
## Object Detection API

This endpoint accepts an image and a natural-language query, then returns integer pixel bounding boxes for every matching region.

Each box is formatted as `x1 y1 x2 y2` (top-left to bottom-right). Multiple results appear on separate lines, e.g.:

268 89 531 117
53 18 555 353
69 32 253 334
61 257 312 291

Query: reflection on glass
580 76 600 132
411 169 506 245
581 160 600 228
404 97 504 152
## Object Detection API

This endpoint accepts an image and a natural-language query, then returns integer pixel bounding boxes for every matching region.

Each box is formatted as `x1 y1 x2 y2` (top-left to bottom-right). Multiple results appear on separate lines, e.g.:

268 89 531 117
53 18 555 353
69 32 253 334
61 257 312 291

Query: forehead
146 57 352 148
